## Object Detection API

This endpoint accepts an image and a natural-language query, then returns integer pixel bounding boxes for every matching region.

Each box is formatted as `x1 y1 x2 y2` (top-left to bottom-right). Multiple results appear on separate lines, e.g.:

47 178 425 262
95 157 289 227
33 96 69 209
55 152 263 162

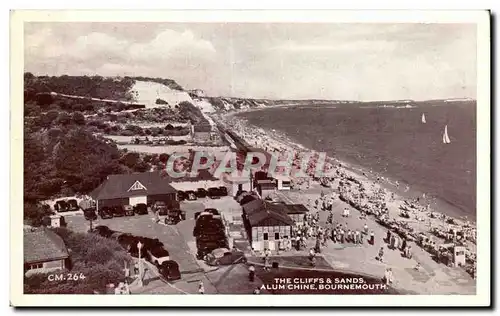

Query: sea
237 101 477 220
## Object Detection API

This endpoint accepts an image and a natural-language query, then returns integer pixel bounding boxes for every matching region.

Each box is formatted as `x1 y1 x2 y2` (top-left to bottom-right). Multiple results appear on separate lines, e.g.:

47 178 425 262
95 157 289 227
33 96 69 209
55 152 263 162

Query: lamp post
137 241 143 287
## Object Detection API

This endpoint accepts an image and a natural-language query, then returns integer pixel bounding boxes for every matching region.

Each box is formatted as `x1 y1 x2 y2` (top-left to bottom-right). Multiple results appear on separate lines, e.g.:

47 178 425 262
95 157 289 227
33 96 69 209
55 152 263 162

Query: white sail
443 125 451 144
421 113 426 124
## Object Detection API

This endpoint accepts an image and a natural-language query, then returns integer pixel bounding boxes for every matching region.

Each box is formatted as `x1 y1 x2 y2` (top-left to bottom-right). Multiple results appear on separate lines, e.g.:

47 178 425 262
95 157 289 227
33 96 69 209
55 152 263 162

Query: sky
24 22 477 101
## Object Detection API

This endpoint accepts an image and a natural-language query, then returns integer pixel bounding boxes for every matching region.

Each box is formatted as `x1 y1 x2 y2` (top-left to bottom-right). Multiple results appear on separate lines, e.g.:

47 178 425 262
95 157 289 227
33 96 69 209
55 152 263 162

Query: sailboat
421 113 426 124
442 125 451 144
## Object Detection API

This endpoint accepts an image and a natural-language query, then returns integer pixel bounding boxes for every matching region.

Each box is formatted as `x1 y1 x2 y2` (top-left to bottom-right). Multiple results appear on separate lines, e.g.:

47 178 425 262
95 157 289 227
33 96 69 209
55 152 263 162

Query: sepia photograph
10 10 491 307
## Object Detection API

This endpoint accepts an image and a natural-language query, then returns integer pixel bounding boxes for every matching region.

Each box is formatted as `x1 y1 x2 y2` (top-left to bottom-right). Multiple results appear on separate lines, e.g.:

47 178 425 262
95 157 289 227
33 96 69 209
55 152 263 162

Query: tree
72 112 85 125
53 129 122 193
121 152 140 169
24 203 53 227
36 93 54 107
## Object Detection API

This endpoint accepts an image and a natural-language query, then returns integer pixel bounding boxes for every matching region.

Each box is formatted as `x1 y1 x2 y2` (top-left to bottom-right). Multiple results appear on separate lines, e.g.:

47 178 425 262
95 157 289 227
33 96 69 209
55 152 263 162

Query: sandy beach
213 108 477 286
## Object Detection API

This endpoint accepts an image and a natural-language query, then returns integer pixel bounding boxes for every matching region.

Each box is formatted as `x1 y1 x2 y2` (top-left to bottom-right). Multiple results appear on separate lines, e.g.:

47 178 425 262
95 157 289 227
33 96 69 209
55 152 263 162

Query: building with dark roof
90 172 178 209
24 228 69 276
253 171 277 199
242 199 294 251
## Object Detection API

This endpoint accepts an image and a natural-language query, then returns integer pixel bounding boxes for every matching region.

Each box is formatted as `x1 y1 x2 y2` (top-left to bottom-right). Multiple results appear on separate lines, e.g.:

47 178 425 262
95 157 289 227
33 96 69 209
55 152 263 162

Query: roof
285 204 309 215
243 199 294 227
24 229 69 264
193 124 212 133
90 172 177 200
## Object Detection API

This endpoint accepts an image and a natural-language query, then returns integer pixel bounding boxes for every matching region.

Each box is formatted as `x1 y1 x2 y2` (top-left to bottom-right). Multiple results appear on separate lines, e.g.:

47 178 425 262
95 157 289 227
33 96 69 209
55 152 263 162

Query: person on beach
363 223 369 234
340 229 345 243
383 268 391 285
198 281 205 294
370 231 375 245
401 238 407 252
264 256 271 271
355 230 361 244
378 247 385 262
346 229 352 243
248 265 255 282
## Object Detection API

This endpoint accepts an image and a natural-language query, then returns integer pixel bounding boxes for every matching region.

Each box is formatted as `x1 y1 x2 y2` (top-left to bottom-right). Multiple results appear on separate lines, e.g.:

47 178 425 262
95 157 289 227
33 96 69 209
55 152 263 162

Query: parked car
111 205 125 217
177 191 187 201
194 211 212 221
164 209 183 225
207 187 221 199
154 201 169 216
124 205 135 216
218 186 228 196
134 203 148 215
196 188 208 198
67 199 80 211
193 217 224 237
205 250 247 266
159 260 181 281
83 208 97 221
196 239 228 260
94 225 113 238
98 207 113 219
185 190 197 201
54 200 69 212
147 246 170 266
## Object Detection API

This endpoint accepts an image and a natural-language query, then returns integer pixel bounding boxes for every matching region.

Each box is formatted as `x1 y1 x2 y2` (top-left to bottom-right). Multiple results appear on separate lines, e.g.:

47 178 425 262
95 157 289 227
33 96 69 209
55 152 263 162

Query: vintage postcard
10 10 490 307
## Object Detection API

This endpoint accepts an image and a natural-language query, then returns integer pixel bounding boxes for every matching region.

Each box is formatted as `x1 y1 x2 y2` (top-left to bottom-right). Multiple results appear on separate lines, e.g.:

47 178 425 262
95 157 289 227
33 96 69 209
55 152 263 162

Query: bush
36 93 53 107
72 112 85 125
156 98 168 105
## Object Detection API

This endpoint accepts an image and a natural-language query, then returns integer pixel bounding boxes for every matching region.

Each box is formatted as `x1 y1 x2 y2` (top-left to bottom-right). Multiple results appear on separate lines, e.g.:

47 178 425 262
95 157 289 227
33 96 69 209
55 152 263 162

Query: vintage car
54 200 69 212
164 209 184 225
111 205 125 217
185 190 197 201
205 249 247 266
67 199 80 212
196 188 208 198
134 203 148 215
159 260 181 281
147 246 170 266
98 207 113 219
